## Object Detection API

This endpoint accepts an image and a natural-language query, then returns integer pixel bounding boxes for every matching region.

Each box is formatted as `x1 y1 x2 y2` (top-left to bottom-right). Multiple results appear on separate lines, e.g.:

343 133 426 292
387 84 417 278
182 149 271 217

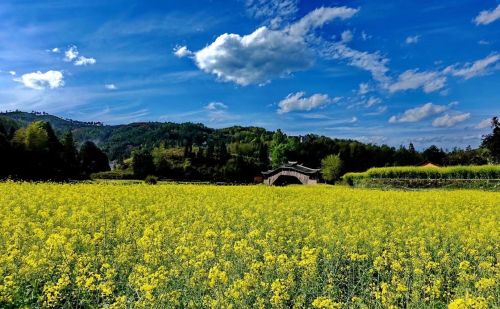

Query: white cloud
64 46 79 61
388 69 446 93
361 31 370 41
173 45 193 58
189 6 358 86
365 106 387 116
365 96 381 107
478 40 490 45
74 56 96 66
246 0 298 29
475 118 492 129
105 84 117 90
405 35 420 44
432 113 470 127
194 27 313 86
8 71 16 76
205 102 228 110
64 45 96 66
349 116 358 123
358 82 369 95
389 102 449 123
474 4 500 25
324 43 390 85
341 30 353 43
14 70 64 90
277 92 335 114
445 53 499 79
51 47 60 53
287 6 359 37
201 102 237 122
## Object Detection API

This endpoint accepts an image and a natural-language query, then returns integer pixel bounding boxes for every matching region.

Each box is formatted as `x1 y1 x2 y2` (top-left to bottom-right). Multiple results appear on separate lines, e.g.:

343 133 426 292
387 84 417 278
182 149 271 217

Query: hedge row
90 170 135 180
343 165 500 184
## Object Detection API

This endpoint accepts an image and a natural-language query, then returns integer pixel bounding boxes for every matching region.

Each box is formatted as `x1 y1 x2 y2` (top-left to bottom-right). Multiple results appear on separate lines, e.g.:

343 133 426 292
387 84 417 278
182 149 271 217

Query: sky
0 0 499 149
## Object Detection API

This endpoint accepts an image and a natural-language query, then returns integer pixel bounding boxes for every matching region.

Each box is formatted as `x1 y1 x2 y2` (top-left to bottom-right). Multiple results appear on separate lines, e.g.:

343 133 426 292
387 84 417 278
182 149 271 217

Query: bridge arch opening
272 175 304 186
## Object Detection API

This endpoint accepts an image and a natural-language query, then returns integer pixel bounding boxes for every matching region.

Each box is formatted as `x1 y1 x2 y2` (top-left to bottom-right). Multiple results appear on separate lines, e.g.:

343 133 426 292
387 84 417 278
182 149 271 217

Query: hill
0 111 277 161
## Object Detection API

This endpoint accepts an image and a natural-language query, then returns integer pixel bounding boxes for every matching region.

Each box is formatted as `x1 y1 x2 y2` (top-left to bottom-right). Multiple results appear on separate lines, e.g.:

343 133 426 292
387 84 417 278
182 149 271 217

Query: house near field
262 162 320 185
419 161 441 168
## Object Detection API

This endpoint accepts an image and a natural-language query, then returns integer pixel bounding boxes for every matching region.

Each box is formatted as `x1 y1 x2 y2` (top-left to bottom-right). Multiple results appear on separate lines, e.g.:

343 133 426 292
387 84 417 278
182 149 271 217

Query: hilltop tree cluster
0 121 109 180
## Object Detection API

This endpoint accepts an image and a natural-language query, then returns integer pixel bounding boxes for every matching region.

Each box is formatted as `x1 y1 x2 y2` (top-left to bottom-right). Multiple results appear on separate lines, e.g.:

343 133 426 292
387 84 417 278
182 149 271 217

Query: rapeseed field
0 182 498 308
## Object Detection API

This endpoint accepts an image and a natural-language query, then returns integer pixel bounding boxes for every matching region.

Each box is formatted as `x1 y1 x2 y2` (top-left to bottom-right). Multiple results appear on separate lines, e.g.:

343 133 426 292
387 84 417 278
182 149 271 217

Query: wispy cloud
444 53 499 79
388 69 446 93
432 113 470 127
474 4 500 25
74 56 96 66
245 0 298 29
405 35 420 44
389 102 449 123
277 92 337 114
475 118 492 129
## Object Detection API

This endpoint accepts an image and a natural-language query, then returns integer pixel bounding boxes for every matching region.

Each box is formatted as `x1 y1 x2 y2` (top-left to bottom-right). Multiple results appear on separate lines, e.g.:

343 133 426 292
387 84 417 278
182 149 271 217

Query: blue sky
0 0 499 149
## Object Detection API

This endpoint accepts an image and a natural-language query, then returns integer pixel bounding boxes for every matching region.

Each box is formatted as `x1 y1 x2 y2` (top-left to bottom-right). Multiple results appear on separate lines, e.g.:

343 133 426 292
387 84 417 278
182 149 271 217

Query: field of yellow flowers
0 182 498 308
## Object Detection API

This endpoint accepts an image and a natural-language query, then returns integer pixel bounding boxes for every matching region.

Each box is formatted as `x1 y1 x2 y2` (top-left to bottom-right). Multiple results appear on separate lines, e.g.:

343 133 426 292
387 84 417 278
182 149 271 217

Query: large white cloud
389 102 449 123
277 92 335 114
186 6 358 86
194 27 313 85
444 53 499 80
474 4 500 25
388 69 447 93
432 113 470 127
14 70 64 90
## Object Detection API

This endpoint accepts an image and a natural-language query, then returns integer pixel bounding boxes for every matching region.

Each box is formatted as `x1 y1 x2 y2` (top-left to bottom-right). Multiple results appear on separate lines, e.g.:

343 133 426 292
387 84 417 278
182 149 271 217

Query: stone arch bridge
262 162 320 185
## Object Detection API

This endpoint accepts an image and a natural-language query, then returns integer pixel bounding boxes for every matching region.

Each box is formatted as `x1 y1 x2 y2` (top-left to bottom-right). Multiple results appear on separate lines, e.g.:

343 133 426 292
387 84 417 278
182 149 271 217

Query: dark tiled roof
262 162 320 175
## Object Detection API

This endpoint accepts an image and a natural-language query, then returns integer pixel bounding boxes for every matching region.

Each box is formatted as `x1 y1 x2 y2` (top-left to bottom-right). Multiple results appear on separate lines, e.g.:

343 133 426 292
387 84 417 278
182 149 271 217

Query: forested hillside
1 111 498 182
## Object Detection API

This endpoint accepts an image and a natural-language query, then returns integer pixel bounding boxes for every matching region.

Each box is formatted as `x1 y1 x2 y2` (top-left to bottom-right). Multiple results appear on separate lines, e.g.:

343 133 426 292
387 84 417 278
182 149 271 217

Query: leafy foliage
321 154 343 183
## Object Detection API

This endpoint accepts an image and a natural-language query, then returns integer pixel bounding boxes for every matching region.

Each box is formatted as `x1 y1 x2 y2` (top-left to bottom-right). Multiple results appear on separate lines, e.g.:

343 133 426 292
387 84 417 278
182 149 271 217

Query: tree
321 154 343 183
481 117 500 163
80 141 110 175
24 121 49 152
422 145 446 165
62 131 79 177
132 151 155 179
270 129 294 168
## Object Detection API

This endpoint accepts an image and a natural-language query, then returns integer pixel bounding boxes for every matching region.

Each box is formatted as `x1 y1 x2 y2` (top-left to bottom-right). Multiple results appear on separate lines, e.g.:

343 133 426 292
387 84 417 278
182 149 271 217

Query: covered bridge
262 162 320 185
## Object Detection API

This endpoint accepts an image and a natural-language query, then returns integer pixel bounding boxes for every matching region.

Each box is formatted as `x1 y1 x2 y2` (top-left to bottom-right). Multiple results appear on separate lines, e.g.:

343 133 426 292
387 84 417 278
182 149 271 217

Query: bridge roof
262 162 320 176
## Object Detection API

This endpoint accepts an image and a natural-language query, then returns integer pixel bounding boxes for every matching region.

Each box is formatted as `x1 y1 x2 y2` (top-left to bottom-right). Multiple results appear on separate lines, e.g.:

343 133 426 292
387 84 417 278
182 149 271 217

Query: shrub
144 175 158 185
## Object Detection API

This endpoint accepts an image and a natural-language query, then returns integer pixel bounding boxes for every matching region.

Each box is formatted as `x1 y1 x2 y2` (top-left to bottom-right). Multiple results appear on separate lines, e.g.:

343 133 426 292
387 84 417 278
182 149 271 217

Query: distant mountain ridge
0 111 277 161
